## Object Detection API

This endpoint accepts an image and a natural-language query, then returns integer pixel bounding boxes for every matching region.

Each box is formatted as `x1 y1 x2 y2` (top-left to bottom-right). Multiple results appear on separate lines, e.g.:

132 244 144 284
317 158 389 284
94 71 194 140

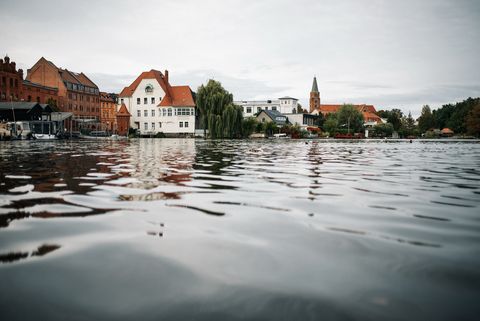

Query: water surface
1 139 479 320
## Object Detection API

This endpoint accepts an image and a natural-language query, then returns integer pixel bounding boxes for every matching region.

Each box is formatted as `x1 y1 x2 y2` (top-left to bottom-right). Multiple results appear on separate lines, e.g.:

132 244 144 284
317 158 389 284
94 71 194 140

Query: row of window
136 108 194 117
0 77 19 88
143 121 189 130
68 92 100 103
67 103 100 113
137 97 162 105
64 81 99 94
244 106 278 113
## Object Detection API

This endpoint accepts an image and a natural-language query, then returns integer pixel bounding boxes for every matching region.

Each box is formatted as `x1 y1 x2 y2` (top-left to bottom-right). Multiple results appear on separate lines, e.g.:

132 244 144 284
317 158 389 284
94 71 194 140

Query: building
118 69 196 136
256 109 288 126
0 56 24 102
284 113 321 130
23 80 59 105
0 102 52 121
100 92 117 131
309 77 382 125
235 97 299 118
116 103 131 136
26 57 100 121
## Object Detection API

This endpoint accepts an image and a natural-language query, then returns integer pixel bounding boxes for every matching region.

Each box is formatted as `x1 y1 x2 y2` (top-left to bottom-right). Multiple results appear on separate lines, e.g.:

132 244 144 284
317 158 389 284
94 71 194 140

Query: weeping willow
196 79 244 139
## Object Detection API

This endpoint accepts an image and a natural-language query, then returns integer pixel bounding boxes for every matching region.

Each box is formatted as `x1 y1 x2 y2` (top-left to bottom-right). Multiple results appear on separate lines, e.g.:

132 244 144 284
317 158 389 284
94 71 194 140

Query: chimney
165 70 169 83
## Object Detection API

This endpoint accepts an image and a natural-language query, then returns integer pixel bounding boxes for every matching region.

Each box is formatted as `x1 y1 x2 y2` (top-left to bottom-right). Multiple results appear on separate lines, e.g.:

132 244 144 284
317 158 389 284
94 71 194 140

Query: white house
234 96 299 118
118 70 196 136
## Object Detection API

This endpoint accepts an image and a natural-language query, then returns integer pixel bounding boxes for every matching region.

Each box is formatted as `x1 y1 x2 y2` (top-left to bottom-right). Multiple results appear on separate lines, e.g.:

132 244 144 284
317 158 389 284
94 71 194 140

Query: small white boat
32 133 57 140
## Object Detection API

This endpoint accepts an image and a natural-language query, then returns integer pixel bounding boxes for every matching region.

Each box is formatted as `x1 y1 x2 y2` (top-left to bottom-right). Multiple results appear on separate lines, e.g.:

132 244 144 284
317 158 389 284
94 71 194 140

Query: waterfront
0 139 479 320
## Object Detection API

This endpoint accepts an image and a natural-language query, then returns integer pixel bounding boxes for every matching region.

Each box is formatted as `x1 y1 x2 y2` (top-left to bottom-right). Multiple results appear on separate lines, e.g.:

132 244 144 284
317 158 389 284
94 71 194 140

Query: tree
196 79 244 139
417 105 435 133
241 117 257 138
46 98 59 112
401 112 417 137
373 123 394 137
264 121 278 137
323 113 338 135
466 102 480 137
337 104 364 133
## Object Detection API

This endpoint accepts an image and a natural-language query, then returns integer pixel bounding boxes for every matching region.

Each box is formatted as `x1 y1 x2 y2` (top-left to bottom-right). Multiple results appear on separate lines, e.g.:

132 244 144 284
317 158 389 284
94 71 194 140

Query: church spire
311 76 319 93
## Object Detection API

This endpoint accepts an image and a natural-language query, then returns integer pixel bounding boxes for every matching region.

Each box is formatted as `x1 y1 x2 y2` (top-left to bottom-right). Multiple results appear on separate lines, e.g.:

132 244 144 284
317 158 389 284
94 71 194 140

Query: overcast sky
1 0 479 116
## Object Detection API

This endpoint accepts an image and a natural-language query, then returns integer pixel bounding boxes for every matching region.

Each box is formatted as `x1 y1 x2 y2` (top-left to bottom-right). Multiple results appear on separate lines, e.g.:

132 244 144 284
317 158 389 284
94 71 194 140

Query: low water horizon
1 138 479 320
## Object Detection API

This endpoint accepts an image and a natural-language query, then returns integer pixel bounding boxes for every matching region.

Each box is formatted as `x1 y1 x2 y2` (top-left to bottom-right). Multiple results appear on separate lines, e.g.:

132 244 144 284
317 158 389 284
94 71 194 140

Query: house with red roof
118 69 196 136
309 77 383 126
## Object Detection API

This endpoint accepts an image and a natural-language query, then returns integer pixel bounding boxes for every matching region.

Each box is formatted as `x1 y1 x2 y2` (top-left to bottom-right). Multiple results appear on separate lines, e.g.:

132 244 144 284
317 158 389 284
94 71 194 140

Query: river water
0 139 479 320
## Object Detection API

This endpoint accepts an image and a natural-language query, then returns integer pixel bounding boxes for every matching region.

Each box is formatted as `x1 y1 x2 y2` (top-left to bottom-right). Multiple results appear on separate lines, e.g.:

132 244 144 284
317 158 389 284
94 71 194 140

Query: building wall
235 98 298 117
0 57 24 102
23 82 58 105
119 78 195 135
100 93 116 131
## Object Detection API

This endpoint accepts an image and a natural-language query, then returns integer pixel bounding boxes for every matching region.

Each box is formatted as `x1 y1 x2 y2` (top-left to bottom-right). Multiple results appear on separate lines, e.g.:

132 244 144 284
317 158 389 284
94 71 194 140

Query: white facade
118 78 195 135
235 96 299 117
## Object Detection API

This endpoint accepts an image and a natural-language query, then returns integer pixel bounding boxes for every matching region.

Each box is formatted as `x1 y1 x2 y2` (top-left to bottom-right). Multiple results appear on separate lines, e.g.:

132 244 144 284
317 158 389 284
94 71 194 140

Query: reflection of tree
193 140 236 177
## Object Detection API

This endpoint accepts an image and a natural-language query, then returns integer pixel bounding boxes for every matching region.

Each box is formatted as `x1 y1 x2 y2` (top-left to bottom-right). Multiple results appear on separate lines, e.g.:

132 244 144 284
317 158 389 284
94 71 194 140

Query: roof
311 77 319 93
158 86 195 107
50 112 73 121
258 109 288 125
119 69 169 97
0 102 43 111
116 103 131 116
100 92 115 102
441 128 454 134
29 57 98 89
278 96 298 100
23 80 58 91
315 104 382 123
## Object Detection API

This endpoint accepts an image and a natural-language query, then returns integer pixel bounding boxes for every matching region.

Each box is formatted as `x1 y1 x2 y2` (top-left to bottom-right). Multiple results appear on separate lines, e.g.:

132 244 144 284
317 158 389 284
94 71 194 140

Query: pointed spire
311 76 319 93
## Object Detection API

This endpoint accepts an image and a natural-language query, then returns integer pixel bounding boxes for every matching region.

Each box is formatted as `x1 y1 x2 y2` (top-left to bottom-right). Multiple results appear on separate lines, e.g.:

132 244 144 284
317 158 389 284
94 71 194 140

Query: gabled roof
116 103 131 116
119 69 169 97
258 109 288 125
0 102 52 113
158 86 195 107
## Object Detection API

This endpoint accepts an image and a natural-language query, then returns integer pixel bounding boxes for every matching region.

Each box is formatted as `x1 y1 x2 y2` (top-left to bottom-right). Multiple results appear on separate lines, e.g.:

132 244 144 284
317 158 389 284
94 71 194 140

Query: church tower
309 76 320 113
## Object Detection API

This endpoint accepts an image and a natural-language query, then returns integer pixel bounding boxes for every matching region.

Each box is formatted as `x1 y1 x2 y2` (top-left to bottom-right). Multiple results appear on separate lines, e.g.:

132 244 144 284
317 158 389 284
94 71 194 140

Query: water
0 139 479 321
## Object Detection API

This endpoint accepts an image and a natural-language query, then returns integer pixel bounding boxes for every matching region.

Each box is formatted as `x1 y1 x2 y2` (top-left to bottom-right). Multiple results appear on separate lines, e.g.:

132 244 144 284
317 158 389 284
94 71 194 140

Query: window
145 85 153 93
151 97 155 104
159 122 162 128
159 96 162 102
144 97 147 104
246 107 252 113
265 107 269 110
27 95 31 102
144 123 148 130
162 109 166 117
152 122 155 130
272 106 277 111
257 107 261 113
151 109 155 117
137 110 141 117
185 121 189 128
120 98 124 104
137 98 140 104
144 110 148 117
179 122 183 128
167 108 172 116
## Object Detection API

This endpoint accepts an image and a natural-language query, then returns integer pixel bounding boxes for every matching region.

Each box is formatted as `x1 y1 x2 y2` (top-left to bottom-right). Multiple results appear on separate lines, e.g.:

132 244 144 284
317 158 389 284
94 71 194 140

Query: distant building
309 77 382 125
256 109 288 126
235 97 299 118
100 92 116 131
284 113 321 130
116 103 131 136
0 56 24 102
118 69 196 136
26 57 100 121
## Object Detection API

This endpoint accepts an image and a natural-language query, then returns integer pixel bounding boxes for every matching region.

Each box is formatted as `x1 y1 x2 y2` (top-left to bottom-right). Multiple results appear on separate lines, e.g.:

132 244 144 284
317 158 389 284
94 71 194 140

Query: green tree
373 123 394 137
323 113 338 135
466 102 480 137
417 105 435 133
242 117 257 138
337 104 364 133
196 79 244 139
264 121 278 137
401 112 417 137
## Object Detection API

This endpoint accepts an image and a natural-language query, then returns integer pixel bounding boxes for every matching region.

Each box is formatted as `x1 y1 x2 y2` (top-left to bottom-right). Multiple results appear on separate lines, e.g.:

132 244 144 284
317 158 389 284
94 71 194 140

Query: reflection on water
1 139 480 321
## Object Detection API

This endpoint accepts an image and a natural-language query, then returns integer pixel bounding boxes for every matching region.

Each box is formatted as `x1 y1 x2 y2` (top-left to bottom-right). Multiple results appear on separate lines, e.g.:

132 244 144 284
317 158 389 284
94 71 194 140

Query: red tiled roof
116 103 131 116
316 104 381 123
119 69 169 97
158 86 195 107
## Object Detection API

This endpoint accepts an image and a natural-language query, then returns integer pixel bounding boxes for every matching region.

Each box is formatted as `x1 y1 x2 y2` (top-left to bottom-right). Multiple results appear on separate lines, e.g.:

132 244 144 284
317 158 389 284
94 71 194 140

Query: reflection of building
118 70 196 136
235 97 299 117
100 92 116 131
26 57 100 120
309 77 382 125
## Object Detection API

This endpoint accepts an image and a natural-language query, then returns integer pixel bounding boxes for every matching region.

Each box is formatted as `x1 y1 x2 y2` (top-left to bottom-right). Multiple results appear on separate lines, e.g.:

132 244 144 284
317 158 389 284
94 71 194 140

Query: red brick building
116 103 131 136
26 57 100 120
100 92 117 131
0 56 24 102
309 77 382 124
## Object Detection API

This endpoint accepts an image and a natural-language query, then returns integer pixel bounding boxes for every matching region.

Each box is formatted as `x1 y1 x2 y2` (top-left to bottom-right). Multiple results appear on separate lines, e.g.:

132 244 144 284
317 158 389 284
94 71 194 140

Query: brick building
100 92 117 131
26 57 100 120
0 56 24 102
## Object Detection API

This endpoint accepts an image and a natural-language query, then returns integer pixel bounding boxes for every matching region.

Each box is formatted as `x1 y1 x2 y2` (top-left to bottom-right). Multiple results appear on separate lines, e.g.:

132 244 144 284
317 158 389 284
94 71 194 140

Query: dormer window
145 84 154 94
